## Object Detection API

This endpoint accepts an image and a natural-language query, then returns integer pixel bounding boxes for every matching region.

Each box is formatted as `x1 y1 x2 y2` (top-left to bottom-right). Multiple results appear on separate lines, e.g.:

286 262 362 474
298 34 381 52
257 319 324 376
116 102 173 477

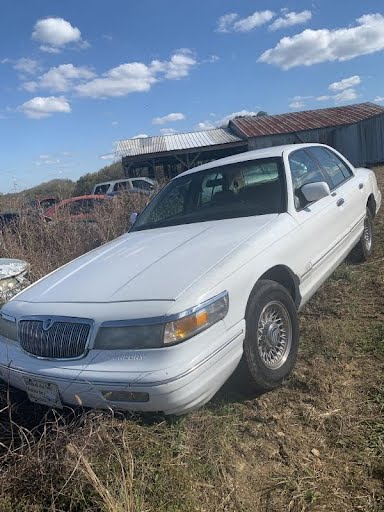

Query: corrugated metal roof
230 102 384 138
116 128 244 157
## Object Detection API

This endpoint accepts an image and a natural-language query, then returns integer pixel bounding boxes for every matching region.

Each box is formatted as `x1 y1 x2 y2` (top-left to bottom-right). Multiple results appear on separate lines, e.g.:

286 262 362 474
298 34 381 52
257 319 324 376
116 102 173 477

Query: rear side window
308 147 353 189
132 180 153 191
288 149 326 209
113 181 131 192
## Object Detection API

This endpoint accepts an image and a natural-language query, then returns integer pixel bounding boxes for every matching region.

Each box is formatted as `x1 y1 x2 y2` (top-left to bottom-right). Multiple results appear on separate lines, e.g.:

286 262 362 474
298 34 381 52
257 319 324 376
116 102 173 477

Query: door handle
358 183 364 189
336 198 345 207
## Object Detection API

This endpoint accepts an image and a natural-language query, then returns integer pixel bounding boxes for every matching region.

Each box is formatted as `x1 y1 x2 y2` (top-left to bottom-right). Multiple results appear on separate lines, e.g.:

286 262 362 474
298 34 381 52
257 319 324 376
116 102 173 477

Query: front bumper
0 320 245 415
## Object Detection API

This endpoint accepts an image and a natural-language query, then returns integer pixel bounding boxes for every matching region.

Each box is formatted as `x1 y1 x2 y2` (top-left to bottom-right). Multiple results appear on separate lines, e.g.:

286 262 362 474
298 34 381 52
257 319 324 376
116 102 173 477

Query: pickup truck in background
0 143 381 415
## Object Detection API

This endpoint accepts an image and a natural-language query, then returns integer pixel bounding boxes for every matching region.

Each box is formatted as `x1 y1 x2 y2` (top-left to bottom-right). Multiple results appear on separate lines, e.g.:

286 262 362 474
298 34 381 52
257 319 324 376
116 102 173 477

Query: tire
240 279 299 392
350 208 374 263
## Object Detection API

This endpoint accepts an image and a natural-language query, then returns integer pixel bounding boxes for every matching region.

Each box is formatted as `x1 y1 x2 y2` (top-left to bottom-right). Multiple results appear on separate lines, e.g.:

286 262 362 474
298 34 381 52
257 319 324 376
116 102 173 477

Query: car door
307 146 366 244
286 148 347 299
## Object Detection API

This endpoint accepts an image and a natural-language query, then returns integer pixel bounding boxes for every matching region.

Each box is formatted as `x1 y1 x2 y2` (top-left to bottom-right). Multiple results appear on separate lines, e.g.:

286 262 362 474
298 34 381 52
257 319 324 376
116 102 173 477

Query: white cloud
329 75 361 91
269 10 312 31
196 109 259 130
22 81 39 92
291 86 359 107
100 153 115 160
19 96 71 119
76 62 157 97
259 14 384 69
289 100 305 109
216 13 238 33
217 109 259 126
152 112 185 125
111 121 119 126
24 64 95 92
195 121 216 130
39 45 61 54
216 10 274 33
151 49 197 79
333 88 358 103
76 50 197 98
36 157 60 165
32 17 87 52
160 128 178 135
13 58 40 75
374 96 384 102
132 134 148 139
233 10 275 32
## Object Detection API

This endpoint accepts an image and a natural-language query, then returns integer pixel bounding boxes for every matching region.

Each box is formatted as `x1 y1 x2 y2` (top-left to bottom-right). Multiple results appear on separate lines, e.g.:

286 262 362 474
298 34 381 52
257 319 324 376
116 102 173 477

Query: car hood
13 215 278 304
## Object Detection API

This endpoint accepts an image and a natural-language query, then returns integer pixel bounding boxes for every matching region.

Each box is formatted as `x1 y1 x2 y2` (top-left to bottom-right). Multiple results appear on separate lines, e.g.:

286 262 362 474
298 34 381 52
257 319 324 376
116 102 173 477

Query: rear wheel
350 208 374 263
241 280 299 391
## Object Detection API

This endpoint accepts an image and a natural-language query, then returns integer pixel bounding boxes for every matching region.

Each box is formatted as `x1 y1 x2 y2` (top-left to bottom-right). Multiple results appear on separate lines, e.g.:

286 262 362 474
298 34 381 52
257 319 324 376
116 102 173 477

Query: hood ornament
42 319 54 331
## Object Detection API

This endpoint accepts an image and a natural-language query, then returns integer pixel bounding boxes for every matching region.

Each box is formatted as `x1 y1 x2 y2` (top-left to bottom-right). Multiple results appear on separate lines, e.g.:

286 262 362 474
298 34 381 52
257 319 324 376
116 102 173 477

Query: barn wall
247 114 384 167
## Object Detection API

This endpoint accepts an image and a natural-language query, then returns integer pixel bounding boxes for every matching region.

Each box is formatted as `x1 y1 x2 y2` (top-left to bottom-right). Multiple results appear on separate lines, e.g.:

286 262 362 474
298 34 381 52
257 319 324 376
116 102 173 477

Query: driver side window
289 150 326 209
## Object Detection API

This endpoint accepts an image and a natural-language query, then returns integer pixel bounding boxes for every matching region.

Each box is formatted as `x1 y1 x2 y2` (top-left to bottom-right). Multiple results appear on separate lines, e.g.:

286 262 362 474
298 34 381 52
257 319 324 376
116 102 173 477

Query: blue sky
1 0 384 193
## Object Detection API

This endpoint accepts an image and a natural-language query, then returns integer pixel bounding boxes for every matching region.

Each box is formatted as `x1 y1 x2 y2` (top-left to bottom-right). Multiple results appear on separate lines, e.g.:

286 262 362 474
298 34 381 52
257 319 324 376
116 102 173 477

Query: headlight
163 292 229 345
94 292 229 350
94 324 163 349
0 278 19 293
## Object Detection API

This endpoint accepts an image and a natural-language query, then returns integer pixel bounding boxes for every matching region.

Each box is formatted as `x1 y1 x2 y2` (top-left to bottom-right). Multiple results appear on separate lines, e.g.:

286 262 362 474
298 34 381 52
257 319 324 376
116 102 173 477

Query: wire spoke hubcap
257 301 292 369
363 217 372 251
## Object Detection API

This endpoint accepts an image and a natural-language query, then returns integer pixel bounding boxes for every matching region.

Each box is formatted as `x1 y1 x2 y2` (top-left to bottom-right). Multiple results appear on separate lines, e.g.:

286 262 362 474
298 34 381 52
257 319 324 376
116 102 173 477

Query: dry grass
0 168 383 511
0 193 150 280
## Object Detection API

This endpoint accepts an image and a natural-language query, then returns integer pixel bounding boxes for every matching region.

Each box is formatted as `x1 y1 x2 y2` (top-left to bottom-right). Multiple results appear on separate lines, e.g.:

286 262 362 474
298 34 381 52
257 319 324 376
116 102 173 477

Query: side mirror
301 182 330 203
129 212 138 225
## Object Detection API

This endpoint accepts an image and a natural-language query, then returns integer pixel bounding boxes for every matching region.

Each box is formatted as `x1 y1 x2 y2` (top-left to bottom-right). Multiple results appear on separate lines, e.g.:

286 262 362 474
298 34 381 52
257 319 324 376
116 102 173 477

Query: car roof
94 179 132 187
57 195 106 205
94 177 151 187
176 143 328 178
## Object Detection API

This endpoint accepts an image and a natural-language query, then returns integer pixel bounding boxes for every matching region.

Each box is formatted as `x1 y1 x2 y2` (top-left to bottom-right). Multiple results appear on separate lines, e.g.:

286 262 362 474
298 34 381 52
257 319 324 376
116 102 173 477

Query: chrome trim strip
100 290 229 328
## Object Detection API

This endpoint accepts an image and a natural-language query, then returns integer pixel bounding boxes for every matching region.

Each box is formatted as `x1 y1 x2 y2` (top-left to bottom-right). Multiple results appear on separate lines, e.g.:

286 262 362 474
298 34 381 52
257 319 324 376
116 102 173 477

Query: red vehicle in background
27 196 59 211
44 195 110 222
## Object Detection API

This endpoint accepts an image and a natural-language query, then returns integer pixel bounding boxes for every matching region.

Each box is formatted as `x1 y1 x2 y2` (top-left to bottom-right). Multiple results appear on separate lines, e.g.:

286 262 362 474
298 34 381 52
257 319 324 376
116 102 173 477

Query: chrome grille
18 318 92 359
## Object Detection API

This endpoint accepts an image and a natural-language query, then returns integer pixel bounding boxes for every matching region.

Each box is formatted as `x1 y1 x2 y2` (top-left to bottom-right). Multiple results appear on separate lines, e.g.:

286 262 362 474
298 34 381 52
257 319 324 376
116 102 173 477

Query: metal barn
116 128 247 180
229 102 384 167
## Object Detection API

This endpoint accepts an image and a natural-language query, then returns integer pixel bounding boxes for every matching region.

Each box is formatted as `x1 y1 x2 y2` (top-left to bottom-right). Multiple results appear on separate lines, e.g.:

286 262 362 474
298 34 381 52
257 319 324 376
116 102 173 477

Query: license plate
24 377 63 408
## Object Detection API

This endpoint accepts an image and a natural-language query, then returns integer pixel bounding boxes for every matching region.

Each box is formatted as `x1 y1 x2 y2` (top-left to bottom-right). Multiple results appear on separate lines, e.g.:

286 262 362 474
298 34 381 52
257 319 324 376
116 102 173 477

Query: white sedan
0 144 381 414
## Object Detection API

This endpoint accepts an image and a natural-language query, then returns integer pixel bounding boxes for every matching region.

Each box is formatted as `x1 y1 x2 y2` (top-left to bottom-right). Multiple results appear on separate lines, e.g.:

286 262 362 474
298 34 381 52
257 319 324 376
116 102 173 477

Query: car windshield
131 157 285 231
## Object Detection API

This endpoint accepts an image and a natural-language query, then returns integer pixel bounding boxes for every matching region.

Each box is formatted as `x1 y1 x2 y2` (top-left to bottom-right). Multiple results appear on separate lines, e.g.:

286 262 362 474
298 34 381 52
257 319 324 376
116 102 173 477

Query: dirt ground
0 168 383 512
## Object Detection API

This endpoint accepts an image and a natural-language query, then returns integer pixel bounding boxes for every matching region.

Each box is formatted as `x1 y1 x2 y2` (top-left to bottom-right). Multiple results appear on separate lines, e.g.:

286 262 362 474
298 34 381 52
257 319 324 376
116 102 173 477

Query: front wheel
241 280 299 392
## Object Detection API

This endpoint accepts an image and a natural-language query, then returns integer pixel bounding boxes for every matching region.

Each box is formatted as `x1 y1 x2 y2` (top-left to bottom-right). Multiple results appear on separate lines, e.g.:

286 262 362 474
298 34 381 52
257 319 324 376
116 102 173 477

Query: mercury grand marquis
0 144 381 414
